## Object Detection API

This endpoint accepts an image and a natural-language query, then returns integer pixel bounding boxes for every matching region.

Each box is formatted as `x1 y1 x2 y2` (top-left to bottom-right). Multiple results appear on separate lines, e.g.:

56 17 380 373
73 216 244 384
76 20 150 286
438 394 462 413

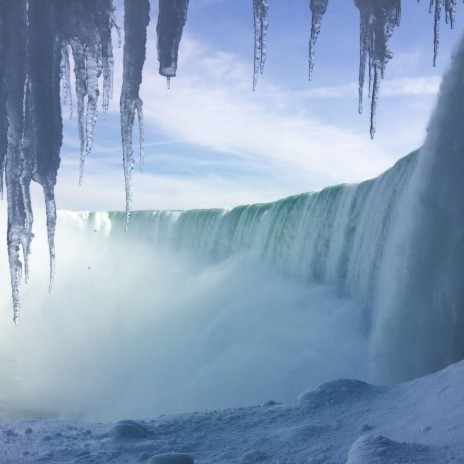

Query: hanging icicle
156 0 189 88
28 0 62 293
354 0 401 138
121 0 150 230
308 0 329 81
253 0 269 90
429 0 457 66
55 0 115 184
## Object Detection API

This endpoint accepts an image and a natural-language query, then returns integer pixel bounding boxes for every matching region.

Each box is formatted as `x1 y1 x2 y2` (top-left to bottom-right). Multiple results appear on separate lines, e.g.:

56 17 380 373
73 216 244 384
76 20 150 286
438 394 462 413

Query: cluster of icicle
0 0 189 321
0 0 460 321
308 0 459 138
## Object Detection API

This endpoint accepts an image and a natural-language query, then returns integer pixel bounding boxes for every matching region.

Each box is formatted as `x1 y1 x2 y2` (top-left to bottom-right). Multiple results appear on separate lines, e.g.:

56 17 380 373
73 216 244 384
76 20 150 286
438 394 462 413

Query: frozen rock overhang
0 0 459 320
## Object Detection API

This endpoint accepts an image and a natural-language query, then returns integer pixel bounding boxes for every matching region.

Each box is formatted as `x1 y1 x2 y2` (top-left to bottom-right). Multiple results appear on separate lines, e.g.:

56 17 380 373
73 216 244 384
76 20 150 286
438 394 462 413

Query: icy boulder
297 379 380 409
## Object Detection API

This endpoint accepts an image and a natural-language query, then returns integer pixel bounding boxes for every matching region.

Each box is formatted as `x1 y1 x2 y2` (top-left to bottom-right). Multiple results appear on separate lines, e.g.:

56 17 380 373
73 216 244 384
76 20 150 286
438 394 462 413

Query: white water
0 149 417 421
0 215 367 421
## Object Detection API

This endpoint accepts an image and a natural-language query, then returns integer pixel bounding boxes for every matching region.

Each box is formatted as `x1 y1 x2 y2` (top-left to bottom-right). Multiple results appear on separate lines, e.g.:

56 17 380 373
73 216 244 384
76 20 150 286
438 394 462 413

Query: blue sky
54 0 464 211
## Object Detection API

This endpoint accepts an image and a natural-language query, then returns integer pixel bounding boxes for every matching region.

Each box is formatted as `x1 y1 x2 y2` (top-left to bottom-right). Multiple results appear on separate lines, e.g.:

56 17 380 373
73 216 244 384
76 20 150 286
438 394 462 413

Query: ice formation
156 0 189 89
253 0 269 91
120 0 150 229
354 0 401 138
308 0 329 81
430 0 457 66
0 0 461 319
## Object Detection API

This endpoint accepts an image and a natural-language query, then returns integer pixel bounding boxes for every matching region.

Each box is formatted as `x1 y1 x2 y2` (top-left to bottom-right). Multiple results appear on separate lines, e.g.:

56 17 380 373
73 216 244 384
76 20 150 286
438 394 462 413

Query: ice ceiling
0 0 459 320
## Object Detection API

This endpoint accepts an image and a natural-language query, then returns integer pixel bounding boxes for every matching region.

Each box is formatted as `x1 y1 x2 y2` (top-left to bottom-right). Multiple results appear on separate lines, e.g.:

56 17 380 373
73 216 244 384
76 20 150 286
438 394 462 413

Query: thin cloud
302 76 440 99
56 31 434 212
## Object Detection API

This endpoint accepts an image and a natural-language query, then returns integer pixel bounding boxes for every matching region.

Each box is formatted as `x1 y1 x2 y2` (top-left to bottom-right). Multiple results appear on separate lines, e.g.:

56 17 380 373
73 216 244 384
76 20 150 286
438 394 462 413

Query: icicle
157 0 189 80
95 0 116 113
354 0 401 138
431 0 443 66
82 40 101 179
429 0 457 66
137 99 145 173
4 0 29 322
28 0 62 294
308 0 329 81
43 188 57 291
20 78 35 285
111 14 122 48
70 40 89 185
253 0 269 91
0 1 7 200
121 0 150 229
56 0 115 184
60 42 73 120
356 1 369 114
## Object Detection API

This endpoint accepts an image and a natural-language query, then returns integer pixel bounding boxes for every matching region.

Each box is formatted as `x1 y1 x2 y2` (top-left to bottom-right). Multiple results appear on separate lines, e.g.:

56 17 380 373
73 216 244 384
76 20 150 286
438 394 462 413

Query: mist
0 210 368 421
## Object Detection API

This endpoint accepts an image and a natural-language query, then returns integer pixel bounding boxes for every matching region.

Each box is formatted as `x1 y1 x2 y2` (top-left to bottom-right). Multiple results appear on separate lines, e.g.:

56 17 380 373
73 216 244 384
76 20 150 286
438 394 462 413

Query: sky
53 0 464 212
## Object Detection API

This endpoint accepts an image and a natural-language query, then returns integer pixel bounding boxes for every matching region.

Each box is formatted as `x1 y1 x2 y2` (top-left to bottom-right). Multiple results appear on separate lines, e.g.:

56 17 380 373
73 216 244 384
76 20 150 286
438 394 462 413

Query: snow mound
147 453 195 464
240 448 269 463
346 434 435 464
297 379 380 409
110 420 151 440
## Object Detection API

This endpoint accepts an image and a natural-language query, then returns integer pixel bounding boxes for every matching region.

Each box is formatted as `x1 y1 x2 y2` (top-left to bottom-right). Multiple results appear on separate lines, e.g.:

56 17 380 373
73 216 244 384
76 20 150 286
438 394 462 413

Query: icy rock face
253 0 269 90
156 0 189 88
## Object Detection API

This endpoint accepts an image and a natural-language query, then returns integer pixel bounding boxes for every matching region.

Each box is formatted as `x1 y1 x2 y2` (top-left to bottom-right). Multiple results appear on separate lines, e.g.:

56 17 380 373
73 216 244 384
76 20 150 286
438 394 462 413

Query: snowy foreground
1 361 463 464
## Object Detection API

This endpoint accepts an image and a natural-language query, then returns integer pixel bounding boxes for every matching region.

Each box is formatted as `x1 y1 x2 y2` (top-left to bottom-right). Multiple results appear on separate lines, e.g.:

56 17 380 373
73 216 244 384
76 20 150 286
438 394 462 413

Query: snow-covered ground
1 359 463 464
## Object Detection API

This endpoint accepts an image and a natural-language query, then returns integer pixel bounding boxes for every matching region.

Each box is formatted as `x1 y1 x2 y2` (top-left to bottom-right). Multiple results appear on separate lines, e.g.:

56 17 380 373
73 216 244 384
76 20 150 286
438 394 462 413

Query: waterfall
2 33 464 426
61 30 464 385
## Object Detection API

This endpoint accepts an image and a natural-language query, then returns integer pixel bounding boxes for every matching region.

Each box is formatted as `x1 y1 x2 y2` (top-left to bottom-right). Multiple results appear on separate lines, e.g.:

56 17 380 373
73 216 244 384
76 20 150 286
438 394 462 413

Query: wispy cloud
56 30 435 212
302 76 441 99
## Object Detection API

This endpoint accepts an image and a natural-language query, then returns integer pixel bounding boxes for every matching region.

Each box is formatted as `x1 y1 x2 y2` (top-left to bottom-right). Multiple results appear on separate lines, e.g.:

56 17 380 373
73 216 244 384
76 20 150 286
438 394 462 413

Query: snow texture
1 359 464 463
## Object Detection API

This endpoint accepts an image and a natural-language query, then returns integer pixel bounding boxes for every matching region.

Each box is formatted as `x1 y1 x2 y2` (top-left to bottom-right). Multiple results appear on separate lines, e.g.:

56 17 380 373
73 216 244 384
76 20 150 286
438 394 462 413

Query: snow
1 360 463 463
